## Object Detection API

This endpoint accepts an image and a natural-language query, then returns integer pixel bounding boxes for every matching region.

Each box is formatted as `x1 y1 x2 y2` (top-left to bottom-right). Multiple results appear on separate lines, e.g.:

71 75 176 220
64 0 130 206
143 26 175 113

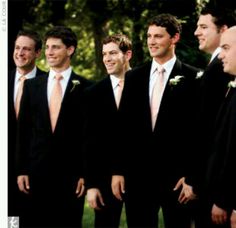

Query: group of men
8 4 236 228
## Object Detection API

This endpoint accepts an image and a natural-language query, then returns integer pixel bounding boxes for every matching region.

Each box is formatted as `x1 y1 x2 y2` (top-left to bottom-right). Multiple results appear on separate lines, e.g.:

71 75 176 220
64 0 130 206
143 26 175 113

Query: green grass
83 200 164 228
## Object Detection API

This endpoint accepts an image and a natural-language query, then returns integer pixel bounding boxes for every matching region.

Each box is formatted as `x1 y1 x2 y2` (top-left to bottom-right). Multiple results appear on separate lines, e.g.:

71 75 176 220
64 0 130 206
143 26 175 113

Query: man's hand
211 204 227 224
231 210 236 228
111 175 125 201
17 175 30 194
75 178 85 198
87 188 105 210
173 177 197 204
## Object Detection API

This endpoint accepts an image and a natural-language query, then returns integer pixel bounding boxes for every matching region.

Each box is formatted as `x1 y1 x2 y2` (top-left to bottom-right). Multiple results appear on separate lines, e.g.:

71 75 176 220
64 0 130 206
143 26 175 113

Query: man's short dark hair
201 5 236 30
102 34 132 53
16 30 42 51
148 13 182 38
44 26 78 56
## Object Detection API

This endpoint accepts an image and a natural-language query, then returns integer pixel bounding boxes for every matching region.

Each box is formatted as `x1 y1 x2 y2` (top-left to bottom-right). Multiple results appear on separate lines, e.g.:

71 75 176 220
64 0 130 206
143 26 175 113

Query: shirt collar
16 66 37 81
49 66 72 81
210 47 221 63
110 75 122 89
150 56 177 78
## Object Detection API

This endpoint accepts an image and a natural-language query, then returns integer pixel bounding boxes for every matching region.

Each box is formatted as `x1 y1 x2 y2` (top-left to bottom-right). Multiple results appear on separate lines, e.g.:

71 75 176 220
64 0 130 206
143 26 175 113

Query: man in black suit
111 14 200 228
84 34 132 228
8 29 45 220
206 26 236 228
16 26 92 228
193 6 236 227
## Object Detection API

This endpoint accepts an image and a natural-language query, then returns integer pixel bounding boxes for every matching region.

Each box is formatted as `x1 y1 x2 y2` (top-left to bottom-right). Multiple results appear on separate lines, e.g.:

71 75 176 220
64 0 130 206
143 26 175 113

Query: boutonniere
70 79 80 92
169 75 184 86
195 71 204 79
228 80 236 88
225 80 236 97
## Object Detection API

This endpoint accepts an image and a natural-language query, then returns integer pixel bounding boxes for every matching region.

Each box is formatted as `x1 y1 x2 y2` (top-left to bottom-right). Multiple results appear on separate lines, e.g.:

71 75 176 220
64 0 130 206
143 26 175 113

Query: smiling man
8 29 45 224
15 26 92 228
205 26 236 228
193 6 236 228
217 26 236 228
111 13 200 228
84 34 132 228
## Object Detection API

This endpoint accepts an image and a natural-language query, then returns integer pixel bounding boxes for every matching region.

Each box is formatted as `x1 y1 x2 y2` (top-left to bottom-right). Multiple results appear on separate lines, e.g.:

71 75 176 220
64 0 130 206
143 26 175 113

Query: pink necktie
150 67 165 130
49 74 63 132
15 75 26 119
116 79 124 108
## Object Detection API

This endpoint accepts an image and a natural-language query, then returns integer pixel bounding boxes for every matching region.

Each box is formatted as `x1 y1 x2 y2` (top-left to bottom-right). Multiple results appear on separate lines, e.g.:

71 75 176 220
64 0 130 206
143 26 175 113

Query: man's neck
17 66 35 75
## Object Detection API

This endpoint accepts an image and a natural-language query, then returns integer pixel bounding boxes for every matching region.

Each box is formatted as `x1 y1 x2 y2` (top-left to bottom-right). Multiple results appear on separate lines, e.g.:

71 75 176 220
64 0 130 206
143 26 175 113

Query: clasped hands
173 177 197 204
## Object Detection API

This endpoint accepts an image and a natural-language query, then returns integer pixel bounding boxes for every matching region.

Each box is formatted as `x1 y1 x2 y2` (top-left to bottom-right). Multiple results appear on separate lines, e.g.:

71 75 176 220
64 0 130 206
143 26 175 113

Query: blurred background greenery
9 0 232 81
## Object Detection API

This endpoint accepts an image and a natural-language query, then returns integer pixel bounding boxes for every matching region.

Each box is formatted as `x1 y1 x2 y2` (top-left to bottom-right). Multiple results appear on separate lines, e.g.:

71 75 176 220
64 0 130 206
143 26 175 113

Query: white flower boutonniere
228 80 236 88
225 80 236 97
169 75 184 86
70 79 80 92
196 71 204 79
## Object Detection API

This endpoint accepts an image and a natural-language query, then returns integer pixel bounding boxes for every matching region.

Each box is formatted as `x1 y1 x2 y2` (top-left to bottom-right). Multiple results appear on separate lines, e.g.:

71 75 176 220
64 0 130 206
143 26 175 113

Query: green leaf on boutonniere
70 79 80 92
169 75 184 86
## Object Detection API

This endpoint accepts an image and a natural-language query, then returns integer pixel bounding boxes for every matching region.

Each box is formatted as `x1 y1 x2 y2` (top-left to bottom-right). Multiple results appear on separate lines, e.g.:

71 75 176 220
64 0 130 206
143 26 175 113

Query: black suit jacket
8 67 45 215
16 71 92 183
83 76 120 189
198 56 233 153
195 56 233 194
8 68 45 177
206 87 236 210
114 59 200 190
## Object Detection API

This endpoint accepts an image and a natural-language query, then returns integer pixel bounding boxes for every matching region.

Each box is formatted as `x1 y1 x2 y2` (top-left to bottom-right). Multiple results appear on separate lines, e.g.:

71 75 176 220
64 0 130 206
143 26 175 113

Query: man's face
102 42 127 77
45 38 73 70
13 35 39 70
219 29 236 75
194 14 221 54
147 25 177 63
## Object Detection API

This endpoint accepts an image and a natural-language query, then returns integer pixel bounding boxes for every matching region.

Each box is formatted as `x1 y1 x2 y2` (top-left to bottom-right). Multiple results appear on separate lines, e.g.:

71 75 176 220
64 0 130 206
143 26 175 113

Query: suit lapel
105 76 118 110
36 74 52 129
162 59 182 100
8 70 16 116
141 62 153 104
153 59 183 130
61 71 79 105
54 72 81 132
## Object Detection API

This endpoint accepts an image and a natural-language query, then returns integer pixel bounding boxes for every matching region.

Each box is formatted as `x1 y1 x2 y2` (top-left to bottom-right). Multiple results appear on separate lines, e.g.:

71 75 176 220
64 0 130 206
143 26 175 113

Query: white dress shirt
14 66 37 104
149 56 177 99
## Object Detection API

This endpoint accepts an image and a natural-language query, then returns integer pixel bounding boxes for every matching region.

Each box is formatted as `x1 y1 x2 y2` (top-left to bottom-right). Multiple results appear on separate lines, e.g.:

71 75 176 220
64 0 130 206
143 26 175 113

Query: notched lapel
64 75 81 98
36 76 52 128
54 73 81 132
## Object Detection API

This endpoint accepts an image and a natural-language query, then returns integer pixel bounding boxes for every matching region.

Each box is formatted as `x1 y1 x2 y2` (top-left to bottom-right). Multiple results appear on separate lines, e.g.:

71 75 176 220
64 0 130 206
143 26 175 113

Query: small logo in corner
8 217 19 228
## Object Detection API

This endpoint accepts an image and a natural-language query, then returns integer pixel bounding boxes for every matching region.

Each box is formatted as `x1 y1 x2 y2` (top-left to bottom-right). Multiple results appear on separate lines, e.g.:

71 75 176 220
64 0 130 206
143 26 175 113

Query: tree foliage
9 0 226 80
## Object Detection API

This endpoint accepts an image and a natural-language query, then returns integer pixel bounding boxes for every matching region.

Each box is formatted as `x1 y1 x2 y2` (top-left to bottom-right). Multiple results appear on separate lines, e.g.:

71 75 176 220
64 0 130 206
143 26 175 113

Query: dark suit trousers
124 180 192 228
192 196 230 228
94 184 123 228
22 175 85 228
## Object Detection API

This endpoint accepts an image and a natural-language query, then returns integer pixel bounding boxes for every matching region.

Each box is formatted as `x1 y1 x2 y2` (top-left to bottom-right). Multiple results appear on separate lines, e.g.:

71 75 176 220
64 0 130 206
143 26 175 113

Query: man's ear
67 46 75 57
220 25 228 34
125 50 132 61
172 33 180 45
35 49 41 58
